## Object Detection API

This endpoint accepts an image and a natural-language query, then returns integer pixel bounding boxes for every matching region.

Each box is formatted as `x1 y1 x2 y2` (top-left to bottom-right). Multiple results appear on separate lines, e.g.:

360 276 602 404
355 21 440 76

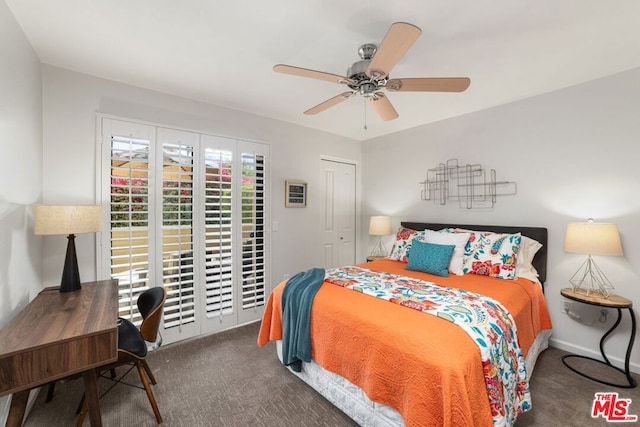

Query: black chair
77 286 167 425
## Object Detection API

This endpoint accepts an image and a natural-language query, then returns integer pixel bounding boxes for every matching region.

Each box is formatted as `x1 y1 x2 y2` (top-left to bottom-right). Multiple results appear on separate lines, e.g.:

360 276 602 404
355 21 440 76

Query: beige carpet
23 322 640 426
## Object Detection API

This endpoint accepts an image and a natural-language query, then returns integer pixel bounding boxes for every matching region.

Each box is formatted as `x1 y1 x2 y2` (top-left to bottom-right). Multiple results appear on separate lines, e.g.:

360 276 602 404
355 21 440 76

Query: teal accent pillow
406 241 456 277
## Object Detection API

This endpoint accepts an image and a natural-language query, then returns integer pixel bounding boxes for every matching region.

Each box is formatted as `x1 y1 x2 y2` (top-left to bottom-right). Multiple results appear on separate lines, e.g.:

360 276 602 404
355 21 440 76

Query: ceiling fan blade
386 77 471 92
366 22 422 79
274 64 352 84
304 92 355 115
369 93 399 121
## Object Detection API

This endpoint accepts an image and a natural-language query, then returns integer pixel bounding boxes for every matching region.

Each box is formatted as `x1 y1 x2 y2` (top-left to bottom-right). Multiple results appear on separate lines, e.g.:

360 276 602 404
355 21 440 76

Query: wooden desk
0 280 118 426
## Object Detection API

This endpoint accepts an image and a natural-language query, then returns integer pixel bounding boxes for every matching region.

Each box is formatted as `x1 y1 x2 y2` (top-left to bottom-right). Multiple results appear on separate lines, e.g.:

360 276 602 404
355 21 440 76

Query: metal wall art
420 159 516 209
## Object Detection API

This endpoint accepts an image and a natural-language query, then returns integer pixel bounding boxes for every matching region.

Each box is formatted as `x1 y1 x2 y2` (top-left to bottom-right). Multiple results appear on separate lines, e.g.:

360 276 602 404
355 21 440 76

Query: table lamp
369 215 392 257
564 219 623 298
35 205 103 293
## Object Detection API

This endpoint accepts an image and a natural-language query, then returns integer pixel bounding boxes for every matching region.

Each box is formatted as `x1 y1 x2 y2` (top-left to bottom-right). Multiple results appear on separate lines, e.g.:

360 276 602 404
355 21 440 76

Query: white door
320 159 356 268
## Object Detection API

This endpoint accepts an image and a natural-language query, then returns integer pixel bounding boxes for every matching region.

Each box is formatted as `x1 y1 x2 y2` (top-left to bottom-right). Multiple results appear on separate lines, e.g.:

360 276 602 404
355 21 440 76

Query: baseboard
549 337 640 374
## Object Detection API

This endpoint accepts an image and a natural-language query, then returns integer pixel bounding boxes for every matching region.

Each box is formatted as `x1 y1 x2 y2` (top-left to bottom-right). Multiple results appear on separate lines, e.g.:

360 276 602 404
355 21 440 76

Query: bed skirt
276 329 552 427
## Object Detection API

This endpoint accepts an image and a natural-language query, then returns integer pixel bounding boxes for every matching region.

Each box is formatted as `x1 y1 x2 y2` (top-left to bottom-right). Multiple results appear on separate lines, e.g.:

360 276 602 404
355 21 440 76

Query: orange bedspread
258 259 552 427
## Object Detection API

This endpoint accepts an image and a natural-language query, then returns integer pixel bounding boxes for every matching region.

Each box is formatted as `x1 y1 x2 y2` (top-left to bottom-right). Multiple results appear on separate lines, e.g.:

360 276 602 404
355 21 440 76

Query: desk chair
77 286 166 425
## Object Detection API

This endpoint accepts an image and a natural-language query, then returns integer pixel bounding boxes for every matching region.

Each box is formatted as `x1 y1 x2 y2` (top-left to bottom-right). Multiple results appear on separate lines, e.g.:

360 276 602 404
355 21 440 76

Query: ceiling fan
274 22 471 122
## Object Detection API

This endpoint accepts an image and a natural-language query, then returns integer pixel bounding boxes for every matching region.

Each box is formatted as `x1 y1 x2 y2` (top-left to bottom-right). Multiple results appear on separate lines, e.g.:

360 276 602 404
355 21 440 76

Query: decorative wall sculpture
420 159 516 209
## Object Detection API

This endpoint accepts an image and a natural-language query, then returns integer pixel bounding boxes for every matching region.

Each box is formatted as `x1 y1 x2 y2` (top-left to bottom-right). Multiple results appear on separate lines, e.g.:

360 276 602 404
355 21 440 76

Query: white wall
0 0 43 421
41 65 361 291
362 66 640 371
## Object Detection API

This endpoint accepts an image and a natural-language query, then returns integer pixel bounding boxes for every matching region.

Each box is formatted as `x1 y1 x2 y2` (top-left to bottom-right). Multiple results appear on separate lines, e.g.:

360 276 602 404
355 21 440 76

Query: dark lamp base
60 234 82 293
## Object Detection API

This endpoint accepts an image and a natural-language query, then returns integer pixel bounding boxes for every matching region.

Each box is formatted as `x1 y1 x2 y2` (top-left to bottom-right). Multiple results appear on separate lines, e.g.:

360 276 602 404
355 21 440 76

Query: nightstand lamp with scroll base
369 215 392 257
35 205 102 293
564 219 623 298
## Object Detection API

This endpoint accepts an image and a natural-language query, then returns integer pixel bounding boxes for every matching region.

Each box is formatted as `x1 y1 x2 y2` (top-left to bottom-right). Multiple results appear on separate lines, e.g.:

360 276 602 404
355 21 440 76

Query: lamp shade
564 221 623 256
35 205 102 235
369 216 392 236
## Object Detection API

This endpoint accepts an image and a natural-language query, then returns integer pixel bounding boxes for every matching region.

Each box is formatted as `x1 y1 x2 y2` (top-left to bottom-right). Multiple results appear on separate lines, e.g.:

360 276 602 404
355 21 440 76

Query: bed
258 222 552 427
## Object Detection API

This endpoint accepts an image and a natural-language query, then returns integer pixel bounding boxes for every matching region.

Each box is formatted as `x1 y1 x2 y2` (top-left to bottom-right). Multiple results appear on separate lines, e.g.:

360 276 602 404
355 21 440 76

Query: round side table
560 288 637 388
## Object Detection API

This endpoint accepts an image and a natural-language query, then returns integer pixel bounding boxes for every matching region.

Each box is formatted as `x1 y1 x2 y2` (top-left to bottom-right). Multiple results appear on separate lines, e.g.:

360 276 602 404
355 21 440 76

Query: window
100 117 269 343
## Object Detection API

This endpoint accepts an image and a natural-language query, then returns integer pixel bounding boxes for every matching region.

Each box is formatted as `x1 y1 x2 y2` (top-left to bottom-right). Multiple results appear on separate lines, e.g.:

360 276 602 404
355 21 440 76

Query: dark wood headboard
400 222 548 285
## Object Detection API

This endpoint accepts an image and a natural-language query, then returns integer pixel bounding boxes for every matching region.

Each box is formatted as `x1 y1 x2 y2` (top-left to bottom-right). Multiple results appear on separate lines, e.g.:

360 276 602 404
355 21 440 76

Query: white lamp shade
564 222 623 256
369 216 392 236
35 205 103 235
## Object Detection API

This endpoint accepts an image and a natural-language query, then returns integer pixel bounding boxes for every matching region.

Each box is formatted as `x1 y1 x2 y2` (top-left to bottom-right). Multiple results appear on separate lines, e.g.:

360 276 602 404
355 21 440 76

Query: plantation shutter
203 148 234 318
108 135 152 325
239 150 267 317
160 141 196 329
100 117 269 344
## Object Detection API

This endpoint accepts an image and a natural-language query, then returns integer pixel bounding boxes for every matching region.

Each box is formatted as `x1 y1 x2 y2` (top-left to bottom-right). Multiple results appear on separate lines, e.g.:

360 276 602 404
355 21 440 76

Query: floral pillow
450 228 522 279
388 227 425 262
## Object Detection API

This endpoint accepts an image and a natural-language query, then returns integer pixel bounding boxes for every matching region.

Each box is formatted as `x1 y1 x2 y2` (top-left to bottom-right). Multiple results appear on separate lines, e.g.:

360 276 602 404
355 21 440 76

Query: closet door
320 159 356 268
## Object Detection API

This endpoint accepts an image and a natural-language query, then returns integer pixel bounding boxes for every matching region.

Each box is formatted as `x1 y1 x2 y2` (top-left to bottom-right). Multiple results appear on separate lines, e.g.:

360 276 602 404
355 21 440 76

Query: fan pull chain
363 98 368 130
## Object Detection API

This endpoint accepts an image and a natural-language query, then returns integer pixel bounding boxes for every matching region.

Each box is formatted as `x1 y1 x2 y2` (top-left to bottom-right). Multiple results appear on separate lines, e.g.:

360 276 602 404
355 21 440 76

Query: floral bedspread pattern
325 266 531 427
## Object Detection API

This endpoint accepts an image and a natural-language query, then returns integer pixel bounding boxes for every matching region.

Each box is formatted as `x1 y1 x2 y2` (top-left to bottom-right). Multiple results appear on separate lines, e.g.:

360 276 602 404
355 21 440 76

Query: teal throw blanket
281 267 325 372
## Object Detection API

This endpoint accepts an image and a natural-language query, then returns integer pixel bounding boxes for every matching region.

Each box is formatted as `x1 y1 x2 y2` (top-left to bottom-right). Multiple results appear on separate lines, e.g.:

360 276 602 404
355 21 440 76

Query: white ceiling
7 0 640 141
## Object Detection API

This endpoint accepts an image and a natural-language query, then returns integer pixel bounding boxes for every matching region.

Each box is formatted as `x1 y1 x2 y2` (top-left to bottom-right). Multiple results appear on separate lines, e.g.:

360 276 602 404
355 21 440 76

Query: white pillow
516 236 543 282
422 230 471 276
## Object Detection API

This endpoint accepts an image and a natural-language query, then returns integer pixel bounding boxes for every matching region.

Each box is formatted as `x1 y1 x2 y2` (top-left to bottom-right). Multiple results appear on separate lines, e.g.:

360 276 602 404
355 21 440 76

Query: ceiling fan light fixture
273 22 470 123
